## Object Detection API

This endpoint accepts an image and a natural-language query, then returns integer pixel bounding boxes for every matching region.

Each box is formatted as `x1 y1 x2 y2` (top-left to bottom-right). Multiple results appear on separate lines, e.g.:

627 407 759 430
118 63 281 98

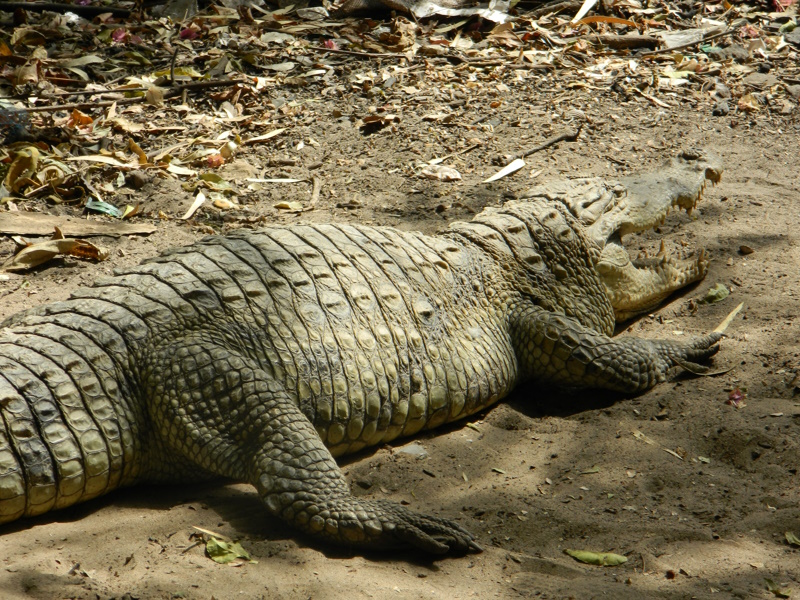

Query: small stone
714 82 731 99
786 85 800 100
125 171 150 189
706 44 749 62
742 73 779 88
785 28 800 47
712 101 729 117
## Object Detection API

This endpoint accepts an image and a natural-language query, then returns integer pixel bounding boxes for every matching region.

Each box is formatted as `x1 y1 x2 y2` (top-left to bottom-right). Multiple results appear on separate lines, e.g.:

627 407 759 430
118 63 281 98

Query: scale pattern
0 200 721 553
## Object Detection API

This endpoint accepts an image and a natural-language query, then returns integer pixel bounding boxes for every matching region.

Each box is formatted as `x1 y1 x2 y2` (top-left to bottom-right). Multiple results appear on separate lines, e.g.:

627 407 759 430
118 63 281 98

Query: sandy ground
1 42 800 600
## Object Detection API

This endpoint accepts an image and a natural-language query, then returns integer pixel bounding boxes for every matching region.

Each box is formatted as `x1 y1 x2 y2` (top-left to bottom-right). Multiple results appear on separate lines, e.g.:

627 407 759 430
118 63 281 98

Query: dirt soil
2 17 800 600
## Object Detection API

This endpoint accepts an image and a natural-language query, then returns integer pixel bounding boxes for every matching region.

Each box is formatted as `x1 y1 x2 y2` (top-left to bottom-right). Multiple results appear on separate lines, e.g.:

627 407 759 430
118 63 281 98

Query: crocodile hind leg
511 305 722 394
143 336 479 554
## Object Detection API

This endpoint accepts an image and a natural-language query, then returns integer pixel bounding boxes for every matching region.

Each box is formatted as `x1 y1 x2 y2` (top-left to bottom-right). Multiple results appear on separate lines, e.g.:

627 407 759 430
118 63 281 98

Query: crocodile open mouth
593 150 723 321
517 148 724 322
659 163 722 220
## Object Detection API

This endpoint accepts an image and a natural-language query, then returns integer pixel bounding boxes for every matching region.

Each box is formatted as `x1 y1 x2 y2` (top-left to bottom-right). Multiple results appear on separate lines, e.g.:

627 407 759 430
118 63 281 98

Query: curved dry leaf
205 537 253 565
484 158 525 183
2 237 109 272
421 164 461 181
575 16 636 26
4 146 39 193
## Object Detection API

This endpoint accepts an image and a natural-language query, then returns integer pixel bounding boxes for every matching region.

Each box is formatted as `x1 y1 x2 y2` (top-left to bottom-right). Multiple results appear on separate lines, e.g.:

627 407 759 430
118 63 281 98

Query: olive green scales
0 150 722 553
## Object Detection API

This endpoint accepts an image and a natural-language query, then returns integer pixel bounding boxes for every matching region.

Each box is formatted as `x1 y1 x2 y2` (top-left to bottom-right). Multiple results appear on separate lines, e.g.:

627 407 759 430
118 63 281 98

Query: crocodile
0 150 722 554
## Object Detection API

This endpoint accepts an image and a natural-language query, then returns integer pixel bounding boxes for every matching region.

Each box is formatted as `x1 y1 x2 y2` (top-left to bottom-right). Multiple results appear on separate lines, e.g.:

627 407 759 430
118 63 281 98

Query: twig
310 177 322 208
527 0 584 18
434 142 481 163
641 28 738 57
0 1 131 17
21 79 249 113
555 33 660 50
307 46 410 60
169 48 180 85
714 302 743 334
517 125 582 160
24 97 141 113
37 88 151 99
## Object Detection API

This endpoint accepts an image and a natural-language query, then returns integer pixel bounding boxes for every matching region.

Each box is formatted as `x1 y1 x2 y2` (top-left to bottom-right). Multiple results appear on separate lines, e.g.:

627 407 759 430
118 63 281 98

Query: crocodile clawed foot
371 499 481 555
661 332 723 376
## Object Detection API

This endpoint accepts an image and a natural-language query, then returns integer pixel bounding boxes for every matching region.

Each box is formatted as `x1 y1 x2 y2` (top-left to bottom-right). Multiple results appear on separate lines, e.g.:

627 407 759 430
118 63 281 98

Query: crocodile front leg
144 335 479 554
511 305 721 393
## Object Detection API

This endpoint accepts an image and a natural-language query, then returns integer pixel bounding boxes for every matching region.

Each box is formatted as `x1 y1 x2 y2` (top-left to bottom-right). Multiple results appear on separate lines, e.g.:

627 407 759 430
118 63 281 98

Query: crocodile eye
523 252 543 269
557 225 573 241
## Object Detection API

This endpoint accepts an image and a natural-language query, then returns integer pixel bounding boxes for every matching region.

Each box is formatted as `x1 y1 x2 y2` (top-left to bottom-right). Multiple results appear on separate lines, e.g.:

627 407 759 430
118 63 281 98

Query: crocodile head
521 149 723 322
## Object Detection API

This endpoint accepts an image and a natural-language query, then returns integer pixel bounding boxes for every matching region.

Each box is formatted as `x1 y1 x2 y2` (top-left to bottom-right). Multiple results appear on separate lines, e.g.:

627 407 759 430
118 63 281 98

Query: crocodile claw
661 332 723 376
374 499 481 555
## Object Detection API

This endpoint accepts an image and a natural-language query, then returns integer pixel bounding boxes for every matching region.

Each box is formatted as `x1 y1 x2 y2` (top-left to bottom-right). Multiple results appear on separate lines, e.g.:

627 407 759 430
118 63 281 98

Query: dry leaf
3 146 39 194
484 159 525 183
146 86 165 107
564 549 627 566
2 229 109 271
274 201 304 211
421 165 462 181
181 192 206 220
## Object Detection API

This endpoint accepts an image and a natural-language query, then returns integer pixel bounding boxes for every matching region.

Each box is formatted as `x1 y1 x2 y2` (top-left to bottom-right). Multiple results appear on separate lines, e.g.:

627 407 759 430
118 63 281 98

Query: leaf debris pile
0 0 797 249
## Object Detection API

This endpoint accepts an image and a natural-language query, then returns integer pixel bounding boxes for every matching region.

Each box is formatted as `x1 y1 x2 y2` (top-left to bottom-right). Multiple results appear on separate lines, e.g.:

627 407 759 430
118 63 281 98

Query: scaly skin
0 155 722 554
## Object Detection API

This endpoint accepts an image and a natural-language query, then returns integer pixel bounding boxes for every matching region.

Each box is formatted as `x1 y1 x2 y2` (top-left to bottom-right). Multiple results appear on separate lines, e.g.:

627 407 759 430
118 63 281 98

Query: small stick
430 142 481 165
517 125 582 160
714 302 743 334
169 48 180 85
528 0 583 18
37 88 151 99
24 97 142 113
0 1 130 17
310 177 322 207
641 28 738 58
21 79 249 113
306 46 410 60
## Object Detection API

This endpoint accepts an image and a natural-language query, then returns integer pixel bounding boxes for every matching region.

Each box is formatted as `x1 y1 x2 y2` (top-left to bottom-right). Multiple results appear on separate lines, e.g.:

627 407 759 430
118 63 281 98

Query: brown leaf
128 138 148 165
1 231 109 272
145 87 165 107
3 146 39 194
14 61 39 85
69 109 94 127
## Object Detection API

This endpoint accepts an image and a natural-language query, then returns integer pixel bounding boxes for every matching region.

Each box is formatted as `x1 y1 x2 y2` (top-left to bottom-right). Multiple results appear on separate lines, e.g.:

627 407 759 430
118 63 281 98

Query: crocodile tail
0 314 138 524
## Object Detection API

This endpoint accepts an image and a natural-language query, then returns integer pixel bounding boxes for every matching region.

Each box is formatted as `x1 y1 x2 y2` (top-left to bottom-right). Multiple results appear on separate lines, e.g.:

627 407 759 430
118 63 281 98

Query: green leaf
564 549 627 566
85 198 123 218
765 578 791 598
199 173 232 191
786 532 800 547
206 537 252 564
701 283 729 304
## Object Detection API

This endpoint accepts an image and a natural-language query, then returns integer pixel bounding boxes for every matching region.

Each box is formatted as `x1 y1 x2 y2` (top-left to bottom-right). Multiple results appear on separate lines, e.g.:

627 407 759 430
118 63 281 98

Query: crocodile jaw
586 149 723 245
597 241 710 322
592 150 722 321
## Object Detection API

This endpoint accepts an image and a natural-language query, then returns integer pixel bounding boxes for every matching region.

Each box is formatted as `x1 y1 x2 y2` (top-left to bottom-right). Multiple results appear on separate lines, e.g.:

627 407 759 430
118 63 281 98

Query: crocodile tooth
657 240 670 265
